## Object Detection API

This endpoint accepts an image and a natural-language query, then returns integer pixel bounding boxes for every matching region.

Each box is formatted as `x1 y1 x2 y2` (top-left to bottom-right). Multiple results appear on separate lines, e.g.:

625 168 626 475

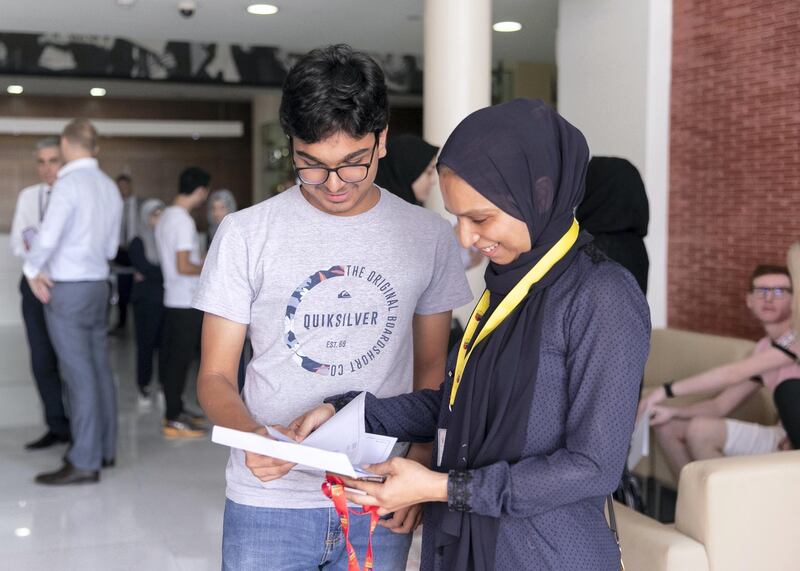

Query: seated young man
639 265 797 479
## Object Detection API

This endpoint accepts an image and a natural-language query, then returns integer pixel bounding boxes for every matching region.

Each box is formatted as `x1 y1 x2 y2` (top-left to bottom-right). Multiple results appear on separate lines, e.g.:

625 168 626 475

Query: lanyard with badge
437 219 580 465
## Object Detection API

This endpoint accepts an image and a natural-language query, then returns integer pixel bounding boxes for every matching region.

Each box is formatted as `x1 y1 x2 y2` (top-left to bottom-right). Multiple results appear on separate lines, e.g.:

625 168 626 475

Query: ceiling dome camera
178 0 197 18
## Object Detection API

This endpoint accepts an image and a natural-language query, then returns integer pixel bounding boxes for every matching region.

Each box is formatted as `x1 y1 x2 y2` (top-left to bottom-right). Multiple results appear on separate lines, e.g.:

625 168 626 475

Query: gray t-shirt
193 186 473 508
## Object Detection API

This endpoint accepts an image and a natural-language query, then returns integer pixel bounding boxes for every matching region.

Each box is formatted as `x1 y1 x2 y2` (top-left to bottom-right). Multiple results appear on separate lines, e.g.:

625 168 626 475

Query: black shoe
35 462 99 486
25 431 70 450
102 458 115 468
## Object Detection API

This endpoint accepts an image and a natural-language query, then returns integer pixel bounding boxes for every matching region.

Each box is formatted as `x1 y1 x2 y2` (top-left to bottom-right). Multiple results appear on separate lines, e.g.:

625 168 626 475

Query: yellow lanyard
449 218 580 409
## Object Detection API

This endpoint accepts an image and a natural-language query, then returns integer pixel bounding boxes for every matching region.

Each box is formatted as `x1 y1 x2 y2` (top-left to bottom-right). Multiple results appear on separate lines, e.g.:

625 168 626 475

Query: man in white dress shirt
9 137 70 450
24 119 123 485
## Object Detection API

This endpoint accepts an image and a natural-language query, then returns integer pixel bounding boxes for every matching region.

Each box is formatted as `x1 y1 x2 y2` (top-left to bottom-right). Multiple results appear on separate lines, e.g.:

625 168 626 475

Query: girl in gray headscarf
207 189 237 245
128 199 166 406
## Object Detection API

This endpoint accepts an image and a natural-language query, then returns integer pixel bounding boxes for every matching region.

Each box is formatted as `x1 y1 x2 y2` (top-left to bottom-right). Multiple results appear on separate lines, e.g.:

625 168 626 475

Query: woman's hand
288 403 336 441
648 404 677 426
339 457 449 517
378 503 424 534
244 425 296 482
637 385 667 422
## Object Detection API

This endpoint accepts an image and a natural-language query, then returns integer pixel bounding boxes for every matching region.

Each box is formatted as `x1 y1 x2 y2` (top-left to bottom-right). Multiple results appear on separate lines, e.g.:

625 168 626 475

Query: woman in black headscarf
374 134 439 206
292 99 651 570
577 156 650 292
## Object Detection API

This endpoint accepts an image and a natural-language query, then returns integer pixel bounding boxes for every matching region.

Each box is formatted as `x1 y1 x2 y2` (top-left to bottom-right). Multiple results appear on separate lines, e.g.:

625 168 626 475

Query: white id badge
437 428 447 467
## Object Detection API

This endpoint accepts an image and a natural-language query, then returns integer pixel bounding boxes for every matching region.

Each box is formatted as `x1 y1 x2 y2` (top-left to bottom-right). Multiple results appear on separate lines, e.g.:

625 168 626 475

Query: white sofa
615 450 800 571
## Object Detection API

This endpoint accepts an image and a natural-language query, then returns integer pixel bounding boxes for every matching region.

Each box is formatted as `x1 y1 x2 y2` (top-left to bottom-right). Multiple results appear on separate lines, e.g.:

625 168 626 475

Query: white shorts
723 420 786 456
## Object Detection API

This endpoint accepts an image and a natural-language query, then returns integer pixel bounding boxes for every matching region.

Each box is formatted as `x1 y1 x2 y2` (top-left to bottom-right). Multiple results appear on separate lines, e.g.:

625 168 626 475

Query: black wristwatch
663 381 675 398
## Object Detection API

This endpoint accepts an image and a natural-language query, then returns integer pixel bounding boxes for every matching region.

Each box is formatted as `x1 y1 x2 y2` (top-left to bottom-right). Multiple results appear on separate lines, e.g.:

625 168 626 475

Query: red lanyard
322 476 381 571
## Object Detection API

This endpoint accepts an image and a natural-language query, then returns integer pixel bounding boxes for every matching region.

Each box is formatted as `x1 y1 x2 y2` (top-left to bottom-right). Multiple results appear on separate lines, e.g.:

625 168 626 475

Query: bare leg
685 417 727 461
654 419 693 479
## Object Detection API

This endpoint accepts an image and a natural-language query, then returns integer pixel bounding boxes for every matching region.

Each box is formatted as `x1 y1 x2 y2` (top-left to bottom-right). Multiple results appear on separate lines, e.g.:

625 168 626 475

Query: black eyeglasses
752 287 793 299
293 134 379 185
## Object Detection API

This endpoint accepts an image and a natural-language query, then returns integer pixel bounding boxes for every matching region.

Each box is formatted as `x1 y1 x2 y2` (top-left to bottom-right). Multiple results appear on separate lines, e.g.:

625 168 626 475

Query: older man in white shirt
9 137 70 451
24 119 123 485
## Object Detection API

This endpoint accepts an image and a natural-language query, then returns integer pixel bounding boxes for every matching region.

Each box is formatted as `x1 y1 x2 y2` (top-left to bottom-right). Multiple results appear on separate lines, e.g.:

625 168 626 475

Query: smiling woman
439 167 531 265
293 98 652 571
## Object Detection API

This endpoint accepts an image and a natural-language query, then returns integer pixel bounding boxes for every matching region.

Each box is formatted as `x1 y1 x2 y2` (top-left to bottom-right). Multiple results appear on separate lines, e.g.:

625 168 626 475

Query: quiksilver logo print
284 265 400 377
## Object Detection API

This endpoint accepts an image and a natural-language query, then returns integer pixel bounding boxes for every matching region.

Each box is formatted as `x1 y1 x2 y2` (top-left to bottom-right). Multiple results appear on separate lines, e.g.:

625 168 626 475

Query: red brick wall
669 0 800 340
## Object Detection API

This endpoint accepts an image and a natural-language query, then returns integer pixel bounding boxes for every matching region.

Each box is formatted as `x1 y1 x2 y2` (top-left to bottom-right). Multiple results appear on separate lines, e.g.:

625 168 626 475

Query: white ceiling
1 0 558 64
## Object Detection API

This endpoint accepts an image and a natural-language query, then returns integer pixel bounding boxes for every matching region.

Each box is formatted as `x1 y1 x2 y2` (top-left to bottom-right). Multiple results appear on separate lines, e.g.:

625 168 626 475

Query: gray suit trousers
44 281 116 471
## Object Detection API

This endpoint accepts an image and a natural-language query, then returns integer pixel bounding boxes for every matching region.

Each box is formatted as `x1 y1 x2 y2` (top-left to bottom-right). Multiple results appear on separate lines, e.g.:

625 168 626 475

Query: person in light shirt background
9 137 70 451
23 118 123 486
155 167 210 439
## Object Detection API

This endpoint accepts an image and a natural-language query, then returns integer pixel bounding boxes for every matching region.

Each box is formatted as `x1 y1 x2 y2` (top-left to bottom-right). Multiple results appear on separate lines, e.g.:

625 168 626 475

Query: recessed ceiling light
7 85 24 95
14 527 31 538
493 21 522 33
247 4 278 15
90 87 107 97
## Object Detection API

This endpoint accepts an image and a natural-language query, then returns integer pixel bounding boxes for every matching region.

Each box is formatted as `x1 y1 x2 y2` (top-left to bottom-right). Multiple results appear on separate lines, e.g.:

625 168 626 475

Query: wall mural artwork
0 31 424 95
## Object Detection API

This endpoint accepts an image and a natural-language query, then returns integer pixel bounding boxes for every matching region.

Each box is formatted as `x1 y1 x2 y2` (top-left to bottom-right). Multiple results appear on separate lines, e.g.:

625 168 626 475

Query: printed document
212 392 396 479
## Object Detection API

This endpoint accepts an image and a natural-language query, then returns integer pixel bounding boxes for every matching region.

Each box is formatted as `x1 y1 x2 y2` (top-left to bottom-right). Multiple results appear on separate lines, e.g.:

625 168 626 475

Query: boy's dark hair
751 264 790 288
279 44 389 143
179 167 210 195
116 174 132 183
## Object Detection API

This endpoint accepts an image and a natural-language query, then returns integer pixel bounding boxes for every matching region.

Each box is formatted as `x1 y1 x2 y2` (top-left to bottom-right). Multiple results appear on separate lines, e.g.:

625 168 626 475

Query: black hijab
374 134 439 205
577 156 649 292
432 98 592 569
578 156 648 236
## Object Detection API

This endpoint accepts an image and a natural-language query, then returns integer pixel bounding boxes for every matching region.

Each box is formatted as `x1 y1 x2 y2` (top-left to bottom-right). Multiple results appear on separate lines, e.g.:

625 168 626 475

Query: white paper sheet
212 392 396 479
627 410 650 471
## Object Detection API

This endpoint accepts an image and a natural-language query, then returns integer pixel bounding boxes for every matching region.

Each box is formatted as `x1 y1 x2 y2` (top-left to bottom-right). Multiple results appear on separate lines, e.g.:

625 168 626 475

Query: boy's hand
288 404 336 441
244 425 296 482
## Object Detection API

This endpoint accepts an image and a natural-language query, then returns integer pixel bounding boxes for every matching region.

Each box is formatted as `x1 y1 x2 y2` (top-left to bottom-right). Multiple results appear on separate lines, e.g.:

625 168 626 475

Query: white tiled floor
0 324 227 570
0 324 421 570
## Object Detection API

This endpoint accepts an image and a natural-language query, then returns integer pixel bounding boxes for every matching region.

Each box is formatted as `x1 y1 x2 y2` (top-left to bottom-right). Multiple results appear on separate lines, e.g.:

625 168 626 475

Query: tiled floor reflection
0 324 421 570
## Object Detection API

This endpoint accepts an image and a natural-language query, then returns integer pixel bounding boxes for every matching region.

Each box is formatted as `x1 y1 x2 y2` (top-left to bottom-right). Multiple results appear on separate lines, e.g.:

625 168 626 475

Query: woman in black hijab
292 99 651 570
577 156 650 292
374 134 439 205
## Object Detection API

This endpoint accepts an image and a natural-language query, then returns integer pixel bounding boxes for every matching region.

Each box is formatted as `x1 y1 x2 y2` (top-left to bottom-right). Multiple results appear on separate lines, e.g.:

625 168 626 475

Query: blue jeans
222 499 412 571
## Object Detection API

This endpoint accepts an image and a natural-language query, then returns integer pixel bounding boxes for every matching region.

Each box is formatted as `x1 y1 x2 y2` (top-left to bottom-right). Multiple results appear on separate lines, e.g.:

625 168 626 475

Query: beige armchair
634 328 779 489
615 450 800 571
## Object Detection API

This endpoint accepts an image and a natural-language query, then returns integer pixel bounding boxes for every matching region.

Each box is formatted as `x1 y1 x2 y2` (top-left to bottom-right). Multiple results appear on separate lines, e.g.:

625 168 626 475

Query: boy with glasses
193 44 471 569
638 264 798 479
